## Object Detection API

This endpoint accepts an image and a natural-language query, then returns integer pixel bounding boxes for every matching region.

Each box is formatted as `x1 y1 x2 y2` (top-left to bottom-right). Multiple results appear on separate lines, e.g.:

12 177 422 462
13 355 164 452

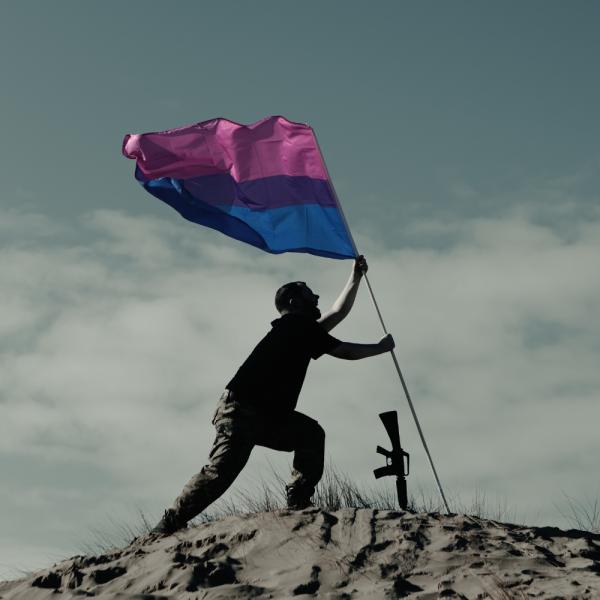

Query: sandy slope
1 508 599 599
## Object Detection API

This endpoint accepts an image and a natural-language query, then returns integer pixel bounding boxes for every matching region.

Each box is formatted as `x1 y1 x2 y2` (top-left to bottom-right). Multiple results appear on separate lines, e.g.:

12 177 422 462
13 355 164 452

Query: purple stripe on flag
185 174 336 210
135 169 337 210
123 115 328 183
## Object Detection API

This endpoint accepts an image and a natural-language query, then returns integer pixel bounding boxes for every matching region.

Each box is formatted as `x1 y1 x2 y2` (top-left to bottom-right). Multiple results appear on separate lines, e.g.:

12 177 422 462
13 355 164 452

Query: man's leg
256 411 325 509
153 393 255 534
172 421 254 521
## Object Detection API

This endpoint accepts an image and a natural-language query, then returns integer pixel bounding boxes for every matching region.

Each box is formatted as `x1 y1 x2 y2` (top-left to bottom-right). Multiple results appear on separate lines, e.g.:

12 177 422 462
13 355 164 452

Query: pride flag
122 116 356 259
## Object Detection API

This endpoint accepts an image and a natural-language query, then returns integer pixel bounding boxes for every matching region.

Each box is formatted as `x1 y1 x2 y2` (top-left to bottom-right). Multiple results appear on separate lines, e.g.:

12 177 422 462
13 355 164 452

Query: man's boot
286 485 314 510
151 508 188 535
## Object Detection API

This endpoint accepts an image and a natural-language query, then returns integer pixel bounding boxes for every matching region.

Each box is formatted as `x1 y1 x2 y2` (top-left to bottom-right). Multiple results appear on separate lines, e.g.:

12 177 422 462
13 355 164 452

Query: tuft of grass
202 462 518 523
197 460 399 523
78 507 154 556
557 491 600 534
451 487 519 524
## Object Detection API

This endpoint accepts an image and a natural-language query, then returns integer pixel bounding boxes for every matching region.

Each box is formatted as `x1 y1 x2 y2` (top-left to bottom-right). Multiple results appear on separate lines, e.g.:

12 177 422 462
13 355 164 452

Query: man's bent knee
307 421 325 450
314 422 325 442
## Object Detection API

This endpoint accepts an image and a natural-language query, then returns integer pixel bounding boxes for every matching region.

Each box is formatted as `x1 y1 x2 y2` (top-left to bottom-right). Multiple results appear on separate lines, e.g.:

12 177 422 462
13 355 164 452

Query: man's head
275 281 321 320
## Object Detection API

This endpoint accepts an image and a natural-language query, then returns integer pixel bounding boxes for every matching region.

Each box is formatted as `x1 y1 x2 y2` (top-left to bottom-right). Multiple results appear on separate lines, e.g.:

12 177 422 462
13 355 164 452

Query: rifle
373 411 410 510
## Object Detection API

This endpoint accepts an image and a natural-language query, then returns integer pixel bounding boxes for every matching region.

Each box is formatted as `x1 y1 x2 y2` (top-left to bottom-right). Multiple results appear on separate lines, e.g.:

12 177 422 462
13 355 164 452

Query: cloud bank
1 204 598 578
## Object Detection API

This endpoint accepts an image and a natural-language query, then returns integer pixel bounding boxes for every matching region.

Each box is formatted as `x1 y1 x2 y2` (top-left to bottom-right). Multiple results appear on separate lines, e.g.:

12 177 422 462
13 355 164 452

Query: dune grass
196 461 518 524
556 492 600 534
80 462 516 554
79 462 597 556
195 460 400 523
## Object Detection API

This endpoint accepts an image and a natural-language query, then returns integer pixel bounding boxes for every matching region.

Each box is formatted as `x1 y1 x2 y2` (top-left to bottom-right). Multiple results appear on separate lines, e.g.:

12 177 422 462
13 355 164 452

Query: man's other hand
353 255 368 278
379 333 395 352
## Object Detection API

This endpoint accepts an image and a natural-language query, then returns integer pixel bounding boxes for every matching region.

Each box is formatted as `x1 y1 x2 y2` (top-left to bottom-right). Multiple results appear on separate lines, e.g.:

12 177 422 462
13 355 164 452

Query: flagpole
312 130 451 515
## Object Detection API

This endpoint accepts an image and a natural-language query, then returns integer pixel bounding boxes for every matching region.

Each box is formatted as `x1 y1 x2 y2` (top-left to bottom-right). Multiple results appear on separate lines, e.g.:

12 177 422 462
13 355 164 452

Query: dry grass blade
79 507 154 556
557 491 600 534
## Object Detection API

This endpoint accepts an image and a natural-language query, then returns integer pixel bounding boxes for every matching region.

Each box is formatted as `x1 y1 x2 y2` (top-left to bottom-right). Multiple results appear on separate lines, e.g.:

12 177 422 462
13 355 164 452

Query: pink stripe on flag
122 115 328 183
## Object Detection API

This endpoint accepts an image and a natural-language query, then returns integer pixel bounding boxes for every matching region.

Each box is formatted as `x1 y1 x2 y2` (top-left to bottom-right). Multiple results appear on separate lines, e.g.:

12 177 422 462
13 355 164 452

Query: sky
1 0 599 580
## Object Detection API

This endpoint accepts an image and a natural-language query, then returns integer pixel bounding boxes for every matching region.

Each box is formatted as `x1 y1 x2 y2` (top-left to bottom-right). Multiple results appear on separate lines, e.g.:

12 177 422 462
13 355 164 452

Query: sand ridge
1 508 599 599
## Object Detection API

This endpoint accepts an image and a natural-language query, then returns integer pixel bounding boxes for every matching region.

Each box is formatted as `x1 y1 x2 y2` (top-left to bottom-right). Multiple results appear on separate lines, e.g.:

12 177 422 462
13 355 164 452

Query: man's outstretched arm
318 255 367 332
328 334 395 360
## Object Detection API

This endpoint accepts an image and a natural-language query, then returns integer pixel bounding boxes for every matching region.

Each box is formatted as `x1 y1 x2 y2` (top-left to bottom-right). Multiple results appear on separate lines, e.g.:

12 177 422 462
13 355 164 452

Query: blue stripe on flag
140 175 355 259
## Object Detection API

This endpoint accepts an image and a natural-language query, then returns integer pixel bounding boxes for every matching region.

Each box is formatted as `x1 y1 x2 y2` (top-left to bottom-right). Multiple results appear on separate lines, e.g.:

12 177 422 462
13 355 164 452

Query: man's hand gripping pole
373 411 410 510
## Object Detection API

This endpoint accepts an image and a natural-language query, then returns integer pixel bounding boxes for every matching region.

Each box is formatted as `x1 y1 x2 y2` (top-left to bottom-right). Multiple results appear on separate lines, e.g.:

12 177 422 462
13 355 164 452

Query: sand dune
1 508 599 599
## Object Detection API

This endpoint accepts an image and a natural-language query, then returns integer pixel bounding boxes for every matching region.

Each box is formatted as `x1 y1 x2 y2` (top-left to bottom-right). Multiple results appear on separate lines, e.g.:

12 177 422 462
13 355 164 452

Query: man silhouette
153 255 394 534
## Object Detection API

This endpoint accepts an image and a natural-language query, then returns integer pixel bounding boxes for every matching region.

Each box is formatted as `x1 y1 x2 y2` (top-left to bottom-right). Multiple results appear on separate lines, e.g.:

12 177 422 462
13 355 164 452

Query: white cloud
1 206 599 579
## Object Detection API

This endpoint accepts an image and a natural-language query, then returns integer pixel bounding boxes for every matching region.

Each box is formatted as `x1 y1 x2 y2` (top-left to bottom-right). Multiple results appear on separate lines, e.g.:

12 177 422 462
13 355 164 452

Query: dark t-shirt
226 313 341 415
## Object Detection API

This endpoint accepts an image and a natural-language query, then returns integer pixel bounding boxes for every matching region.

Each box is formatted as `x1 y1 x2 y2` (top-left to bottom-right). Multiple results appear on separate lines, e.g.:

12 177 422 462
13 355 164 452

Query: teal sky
1 1 599 580
3 1 599 235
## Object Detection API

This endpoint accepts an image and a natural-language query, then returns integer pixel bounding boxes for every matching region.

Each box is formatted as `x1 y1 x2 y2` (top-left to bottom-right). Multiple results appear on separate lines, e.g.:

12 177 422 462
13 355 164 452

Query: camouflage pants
172 390 325 522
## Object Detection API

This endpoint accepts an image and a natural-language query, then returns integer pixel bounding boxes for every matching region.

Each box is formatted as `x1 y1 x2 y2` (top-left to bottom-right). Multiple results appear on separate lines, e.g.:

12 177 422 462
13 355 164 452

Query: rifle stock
379 411 401 452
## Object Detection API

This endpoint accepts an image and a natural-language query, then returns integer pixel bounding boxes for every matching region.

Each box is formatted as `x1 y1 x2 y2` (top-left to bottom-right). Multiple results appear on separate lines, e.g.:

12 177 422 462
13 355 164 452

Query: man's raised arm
318 255 368 332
